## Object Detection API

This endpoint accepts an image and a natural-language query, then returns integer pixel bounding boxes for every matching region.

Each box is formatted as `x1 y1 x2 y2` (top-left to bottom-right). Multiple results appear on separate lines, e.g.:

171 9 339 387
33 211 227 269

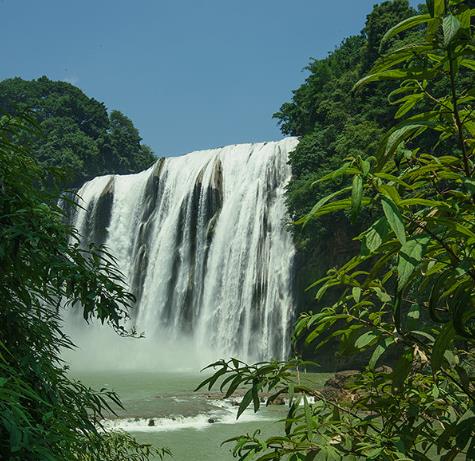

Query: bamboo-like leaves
380 14 432 49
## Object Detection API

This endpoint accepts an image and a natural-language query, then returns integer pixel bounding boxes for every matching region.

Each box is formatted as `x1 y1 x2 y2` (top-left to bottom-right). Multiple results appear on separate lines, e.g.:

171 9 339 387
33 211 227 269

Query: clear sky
1 0 419 157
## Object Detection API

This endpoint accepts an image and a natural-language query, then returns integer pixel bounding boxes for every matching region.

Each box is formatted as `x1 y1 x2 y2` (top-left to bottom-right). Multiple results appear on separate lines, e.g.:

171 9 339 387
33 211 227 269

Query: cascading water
70 138 298 364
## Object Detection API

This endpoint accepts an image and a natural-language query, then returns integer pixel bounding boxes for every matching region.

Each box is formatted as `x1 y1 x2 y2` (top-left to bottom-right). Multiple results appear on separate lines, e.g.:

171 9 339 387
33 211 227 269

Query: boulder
269 396 286 405
321 370 360 402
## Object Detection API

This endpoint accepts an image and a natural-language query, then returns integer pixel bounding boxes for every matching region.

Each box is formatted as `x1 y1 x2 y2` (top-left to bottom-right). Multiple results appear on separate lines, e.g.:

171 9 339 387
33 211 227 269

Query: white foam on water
101 400 274 433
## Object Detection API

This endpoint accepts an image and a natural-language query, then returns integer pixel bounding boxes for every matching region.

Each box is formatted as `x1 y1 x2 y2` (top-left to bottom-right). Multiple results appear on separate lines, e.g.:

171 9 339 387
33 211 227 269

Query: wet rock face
81 176 115 247
130 159 165 308
148 419 155 427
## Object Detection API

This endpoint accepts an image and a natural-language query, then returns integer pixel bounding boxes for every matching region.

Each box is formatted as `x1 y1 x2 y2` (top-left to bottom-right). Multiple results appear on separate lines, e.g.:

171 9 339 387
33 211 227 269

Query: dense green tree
275 1 417 233
0 76 109 138
0 112 169 460
0 76 156 187
362 0 415 69
101 110 154 174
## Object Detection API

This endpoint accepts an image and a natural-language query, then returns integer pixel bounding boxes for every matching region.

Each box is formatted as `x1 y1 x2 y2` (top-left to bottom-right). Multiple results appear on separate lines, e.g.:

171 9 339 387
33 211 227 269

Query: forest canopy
0 76 156 187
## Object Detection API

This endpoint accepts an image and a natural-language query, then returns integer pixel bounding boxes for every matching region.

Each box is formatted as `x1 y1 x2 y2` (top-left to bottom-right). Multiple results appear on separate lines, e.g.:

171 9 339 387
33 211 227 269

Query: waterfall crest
71 138 298 362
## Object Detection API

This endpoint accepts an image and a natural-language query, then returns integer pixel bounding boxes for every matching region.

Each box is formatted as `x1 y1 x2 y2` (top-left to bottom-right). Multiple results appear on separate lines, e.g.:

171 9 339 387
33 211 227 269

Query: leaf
460 59 475 71
406 303 421 331
352 287 362 303
392 350 413 392
380 14 432 48
298 187 351 225
382 196 406 244
237 388 254 419
379 122 432 165
311 162 357 185
224 375 243 398
442 15 461 47
351 175 363 220
372 286 391 303
431 322 455 372
395 93 424 119
365 447 383 459
354 69 436 90
361 159 371 177
251 382 260 413
361 217 391 254
369 337 395 369
397 237 429 290
398 198 445 207
355 331 378 350
434 0 444 16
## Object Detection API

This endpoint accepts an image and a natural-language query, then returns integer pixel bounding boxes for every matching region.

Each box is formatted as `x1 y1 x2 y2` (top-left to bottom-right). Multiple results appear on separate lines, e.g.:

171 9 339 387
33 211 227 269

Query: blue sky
2 0 419 156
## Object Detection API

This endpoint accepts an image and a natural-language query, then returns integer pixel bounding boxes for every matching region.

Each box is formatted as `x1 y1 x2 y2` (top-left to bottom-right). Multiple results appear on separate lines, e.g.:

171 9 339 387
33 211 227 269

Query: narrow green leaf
380 123 432 165
460 59 475 71
355 69 436 90
252 382 260 413
351 175 363 220
381 196 406 244
237 388 254 419
310 162 356 185
392 350 413 392
434 0 444 17
298 187 351 225
431 322 455 372
380 14 431 48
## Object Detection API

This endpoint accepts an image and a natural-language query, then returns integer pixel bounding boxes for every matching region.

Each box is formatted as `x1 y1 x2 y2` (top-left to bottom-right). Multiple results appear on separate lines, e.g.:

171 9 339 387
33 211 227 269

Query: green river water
73 371 466 460
75 370 330 461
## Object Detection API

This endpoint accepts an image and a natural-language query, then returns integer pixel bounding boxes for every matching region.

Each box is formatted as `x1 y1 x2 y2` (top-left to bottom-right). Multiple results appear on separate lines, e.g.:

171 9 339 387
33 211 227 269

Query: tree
0 77 156 187
101 110 155 174
200 1 475 459
0 111 169 460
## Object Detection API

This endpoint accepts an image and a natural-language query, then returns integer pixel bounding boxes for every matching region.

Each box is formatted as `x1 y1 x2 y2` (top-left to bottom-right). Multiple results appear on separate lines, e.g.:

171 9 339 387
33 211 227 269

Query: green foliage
0 113 168 459
277 0 419 368
275 3 419 339
201 1 475 459
73 431 171 461
0 76 156 187
275 0 416 230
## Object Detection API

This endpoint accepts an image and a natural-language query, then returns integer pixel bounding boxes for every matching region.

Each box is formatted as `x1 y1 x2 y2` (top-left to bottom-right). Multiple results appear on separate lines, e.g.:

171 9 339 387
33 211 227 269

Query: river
74 370 330 460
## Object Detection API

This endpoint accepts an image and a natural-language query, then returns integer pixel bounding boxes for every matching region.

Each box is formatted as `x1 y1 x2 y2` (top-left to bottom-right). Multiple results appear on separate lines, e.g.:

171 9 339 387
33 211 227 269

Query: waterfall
70 138 298 362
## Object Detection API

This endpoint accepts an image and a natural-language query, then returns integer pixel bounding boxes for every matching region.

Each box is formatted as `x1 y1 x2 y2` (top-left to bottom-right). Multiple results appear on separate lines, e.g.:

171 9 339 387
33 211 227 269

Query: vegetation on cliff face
275 1 416 246
278 0 473 370
202 0 475 458
275 0 420 367
0 113 168 459
0 76 156 187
